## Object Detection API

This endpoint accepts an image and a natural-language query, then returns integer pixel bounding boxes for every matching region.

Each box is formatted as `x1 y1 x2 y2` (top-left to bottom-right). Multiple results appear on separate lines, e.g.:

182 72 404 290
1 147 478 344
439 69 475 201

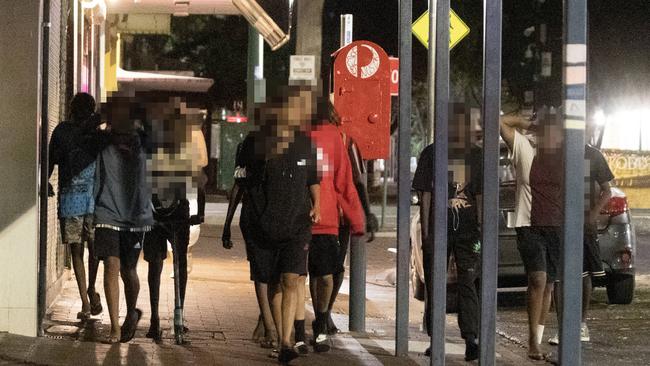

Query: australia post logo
345 44 381 79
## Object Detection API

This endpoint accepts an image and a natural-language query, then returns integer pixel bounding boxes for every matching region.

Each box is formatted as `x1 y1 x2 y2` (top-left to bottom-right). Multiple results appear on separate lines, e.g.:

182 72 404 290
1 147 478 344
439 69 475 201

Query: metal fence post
560 0 587 365
429 0 450 364
395 0 413 357
479 1 502 365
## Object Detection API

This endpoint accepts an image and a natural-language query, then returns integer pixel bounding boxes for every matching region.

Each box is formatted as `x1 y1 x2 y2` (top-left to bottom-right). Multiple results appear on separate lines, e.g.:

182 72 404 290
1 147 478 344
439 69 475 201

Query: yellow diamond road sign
412 9 470 50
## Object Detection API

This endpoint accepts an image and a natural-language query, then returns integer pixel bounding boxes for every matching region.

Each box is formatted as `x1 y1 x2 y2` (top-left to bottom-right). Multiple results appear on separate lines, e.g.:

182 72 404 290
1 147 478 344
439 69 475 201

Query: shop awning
116 68 214 93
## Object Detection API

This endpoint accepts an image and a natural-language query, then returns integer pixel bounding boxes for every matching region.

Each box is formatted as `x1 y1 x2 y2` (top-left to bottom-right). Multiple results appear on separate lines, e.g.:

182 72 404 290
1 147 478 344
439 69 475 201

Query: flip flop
77 310 91 321
102 335 120 344
120 309 142 343
89 291 103 316
527 352 550 361
260 337 276 349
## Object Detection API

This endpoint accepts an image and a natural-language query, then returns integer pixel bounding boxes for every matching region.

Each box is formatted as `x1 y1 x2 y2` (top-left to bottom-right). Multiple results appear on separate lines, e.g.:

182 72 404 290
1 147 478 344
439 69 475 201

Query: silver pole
429 0 449 364
395 0 413 357
479 0 502 364
560 0 587 364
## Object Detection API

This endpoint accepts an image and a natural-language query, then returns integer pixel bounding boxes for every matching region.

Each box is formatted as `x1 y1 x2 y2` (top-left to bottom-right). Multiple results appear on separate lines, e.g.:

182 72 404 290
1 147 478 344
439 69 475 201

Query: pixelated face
104 97 135 133
143 94 206 200
449 159 469 186
285 88 315 130
254 87 317 157
537 123 564 153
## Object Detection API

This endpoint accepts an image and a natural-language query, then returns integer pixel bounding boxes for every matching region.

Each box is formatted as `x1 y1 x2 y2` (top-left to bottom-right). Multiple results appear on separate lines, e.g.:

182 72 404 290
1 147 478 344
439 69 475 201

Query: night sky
318 0 650 112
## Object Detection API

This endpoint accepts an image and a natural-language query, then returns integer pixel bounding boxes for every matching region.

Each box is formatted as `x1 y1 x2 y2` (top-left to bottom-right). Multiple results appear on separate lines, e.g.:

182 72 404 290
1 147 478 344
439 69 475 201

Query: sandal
260 336 276 349
89 291 103 316
120 309 142 343
527 352 549 361
77 310 91 321
102 335 120 344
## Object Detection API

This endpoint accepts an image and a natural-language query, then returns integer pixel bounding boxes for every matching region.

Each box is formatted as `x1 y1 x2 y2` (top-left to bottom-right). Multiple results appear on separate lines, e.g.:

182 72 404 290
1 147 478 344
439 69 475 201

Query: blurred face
106 99 135 133
284 89 314 131
537 123 564 153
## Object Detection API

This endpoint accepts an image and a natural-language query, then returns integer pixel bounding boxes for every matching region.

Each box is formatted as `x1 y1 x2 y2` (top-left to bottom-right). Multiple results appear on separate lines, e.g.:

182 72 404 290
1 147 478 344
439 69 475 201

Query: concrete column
246 26 266 114
0 0 44 337
295 0 324 80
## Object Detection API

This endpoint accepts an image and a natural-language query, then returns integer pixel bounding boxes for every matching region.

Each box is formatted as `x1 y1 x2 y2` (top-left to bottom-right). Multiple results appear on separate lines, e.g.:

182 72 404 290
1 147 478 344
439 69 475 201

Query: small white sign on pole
289 55 316 85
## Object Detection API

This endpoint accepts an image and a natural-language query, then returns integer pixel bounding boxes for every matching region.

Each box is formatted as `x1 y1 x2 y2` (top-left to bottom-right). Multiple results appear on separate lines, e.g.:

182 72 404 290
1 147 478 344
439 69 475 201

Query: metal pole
395 0 412 357
349 233 366 332
339 13 367 333
479 0 502 364
381 165 388 228
427 5 437 145
38 0 51 337
429 0 449 364
560 0 587 364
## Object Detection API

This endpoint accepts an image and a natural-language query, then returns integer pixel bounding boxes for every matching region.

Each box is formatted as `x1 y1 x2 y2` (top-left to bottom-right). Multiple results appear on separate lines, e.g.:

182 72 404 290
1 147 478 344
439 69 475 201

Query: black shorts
248 240 275 284
248 233 311 284
583 226 605 278
94 228 144 269
309 235 341 277
143 222 190 263
516 226 560 283
336 224 351 274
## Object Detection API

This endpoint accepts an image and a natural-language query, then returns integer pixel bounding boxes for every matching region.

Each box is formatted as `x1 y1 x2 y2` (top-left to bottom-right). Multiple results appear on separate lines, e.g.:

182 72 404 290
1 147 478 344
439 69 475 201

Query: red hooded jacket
309 123 365 236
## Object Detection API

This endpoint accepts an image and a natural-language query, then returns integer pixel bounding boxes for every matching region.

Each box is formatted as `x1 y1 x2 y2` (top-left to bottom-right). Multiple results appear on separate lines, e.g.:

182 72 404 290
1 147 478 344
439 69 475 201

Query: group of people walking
49 85 613 364
222 85 377 363
49 90 207 344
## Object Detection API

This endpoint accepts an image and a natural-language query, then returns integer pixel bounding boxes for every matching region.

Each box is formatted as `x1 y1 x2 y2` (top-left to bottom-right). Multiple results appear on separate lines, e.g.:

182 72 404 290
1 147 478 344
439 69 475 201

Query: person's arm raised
500 114 532 150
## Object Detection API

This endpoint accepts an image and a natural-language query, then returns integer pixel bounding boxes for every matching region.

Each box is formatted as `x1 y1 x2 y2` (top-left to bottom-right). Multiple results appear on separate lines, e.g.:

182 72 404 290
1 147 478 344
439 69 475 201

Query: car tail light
601 196 628 217
617 249 633 268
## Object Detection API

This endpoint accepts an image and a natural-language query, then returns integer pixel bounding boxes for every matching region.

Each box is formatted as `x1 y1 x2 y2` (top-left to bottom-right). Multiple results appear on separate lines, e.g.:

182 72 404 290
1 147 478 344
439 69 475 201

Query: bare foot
528 343 547 361
251 316 264 342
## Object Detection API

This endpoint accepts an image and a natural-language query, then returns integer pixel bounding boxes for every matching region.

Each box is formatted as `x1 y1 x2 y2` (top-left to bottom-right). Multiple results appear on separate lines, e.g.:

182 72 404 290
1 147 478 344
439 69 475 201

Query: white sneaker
581 323 590 342
547 324 589 345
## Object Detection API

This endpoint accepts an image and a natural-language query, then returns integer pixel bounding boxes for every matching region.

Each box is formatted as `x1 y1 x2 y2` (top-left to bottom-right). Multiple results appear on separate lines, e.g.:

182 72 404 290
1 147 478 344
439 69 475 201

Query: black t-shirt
584 144 615 222
412 143 482 235
49 121 98 189
237 131 319 242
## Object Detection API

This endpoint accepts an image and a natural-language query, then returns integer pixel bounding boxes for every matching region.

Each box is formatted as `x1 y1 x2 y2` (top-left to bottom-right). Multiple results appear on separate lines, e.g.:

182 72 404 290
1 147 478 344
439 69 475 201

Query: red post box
331 41 391 160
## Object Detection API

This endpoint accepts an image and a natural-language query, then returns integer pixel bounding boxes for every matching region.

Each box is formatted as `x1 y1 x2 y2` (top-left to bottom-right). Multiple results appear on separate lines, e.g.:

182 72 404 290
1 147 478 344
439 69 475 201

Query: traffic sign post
412 8 470 50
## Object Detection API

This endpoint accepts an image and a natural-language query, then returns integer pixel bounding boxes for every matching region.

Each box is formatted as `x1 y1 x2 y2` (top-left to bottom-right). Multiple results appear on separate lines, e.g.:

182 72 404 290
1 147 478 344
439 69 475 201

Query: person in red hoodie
301 99 365 353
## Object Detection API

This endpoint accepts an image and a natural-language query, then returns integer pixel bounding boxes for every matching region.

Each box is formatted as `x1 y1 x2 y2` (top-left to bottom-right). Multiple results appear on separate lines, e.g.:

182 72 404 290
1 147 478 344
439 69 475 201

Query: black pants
423 232 480 340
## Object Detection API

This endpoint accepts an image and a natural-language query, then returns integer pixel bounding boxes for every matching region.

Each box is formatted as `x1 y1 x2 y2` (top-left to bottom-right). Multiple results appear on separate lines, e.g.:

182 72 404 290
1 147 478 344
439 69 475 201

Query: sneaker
293 341 309 355
464 338 479 361
581 323 590 342
313 333 331 353
278 348 299 363
548 325 589 345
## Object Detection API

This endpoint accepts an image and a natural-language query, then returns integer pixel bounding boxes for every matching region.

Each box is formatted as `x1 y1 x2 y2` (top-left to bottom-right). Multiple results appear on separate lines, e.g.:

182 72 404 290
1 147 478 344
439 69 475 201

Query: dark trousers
423 232 480 340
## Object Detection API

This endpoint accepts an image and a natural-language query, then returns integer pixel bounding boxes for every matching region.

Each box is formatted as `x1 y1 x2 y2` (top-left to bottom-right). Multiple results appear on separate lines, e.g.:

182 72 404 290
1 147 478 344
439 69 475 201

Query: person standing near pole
547 135 613 345
48 92 103 321
306 100 365 353
500 110 562 360
412 132 482 361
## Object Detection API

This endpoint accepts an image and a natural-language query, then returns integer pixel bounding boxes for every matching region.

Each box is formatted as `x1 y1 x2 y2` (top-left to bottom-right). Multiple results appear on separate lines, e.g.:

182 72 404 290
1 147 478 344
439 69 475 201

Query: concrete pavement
0 203 538 365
